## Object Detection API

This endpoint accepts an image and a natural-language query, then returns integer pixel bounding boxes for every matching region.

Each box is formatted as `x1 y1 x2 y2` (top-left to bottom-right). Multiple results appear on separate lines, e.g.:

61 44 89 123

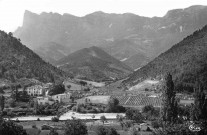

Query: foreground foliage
0 118 27 135
64 119 88 135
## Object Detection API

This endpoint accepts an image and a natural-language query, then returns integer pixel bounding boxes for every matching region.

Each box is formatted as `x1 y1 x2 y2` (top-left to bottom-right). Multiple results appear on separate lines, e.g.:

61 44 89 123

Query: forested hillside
56 46 133 81
0 31 65 83
123 25 207 91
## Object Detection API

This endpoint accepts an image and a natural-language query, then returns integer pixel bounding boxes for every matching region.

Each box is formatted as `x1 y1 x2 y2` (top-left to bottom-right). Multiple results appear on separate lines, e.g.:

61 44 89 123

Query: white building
26 85 44 96
51 93 71 103
36 97 54 105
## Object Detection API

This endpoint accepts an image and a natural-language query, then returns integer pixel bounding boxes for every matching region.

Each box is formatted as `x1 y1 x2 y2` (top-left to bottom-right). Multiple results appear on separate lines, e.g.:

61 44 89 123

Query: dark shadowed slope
34 42 71 65
56 46 133 81
0 31 64 83
123 25 207 90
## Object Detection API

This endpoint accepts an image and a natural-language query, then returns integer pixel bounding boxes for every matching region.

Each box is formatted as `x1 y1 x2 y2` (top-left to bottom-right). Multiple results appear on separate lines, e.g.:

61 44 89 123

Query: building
36 97 54 105
26 85 45 96
51 93 71 103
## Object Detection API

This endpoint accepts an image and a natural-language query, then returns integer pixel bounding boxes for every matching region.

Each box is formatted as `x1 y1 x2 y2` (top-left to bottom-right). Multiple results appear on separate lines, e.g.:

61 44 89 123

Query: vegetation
95 126 119 135
73 98 125 114
0 117 28 135
51 116 59 122
161 73 178 123
48 84 65 96
0 95 5 112
190 81 207 121
64 119 88 135
0 30 65 83
124 25 207 92
48 128 59 135
100 115 107 124
125 108 144 123
56 46 132 81
34 102 62 115
142 105 160 120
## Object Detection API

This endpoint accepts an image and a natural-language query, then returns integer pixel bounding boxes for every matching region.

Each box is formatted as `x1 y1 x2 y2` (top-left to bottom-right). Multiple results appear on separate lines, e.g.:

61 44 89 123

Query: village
0 77 194 121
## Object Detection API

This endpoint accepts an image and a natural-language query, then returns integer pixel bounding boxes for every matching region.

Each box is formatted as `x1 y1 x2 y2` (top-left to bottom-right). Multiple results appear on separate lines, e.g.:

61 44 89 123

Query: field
77 95 111 105
18 120 153 135
128 79 160 91
111 95 161 108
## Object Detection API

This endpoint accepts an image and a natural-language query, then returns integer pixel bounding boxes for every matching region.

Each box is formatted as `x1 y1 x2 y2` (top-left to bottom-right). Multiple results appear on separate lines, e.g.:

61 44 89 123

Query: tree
105 98 119 112
48 84 65 96
126 108 144 123
190 81 207 121
48 128 58 135
95 126 119 135
0 95 5 112
8 32 13 37
64 119 87 135
161 73 178 124
129 127 140 135
126 109 134 120
100 115 107 124
142 105 159 120
0 118 28 135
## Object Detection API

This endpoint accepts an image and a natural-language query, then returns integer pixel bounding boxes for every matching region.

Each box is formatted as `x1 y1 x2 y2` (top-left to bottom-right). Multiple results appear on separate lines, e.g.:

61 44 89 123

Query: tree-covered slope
123 25 207 90
0 31 64 83
56 46 133 81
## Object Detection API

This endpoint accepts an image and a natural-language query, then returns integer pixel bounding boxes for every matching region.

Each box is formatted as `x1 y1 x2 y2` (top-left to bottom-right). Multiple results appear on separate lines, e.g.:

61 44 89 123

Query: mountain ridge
0 31 65 83
14 5 207 70
56 46 133 81
123 25 207 91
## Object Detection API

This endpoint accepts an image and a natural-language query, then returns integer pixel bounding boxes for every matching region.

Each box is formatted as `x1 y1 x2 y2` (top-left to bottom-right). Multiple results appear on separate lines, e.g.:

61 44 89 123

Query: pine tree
190 82 207 121
0 95 5 112
161 73 178 124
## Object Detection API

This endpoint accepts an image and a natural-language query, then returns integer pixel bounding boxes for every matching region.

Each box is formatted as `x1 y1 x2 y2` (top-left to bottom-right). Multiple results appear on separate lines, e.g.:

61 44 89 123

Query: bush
51 116 59 122
64 119 88 135
151 120 162 129
95 126 119 135
32 124 37 129
146 127 152 131
37 118 40 121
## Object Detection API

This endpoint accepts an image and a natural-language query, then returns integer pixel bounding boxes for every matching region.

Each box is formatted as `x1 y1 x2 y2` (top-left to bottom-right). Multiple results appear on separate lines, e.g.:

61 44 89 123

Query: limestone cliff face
14 5 207 69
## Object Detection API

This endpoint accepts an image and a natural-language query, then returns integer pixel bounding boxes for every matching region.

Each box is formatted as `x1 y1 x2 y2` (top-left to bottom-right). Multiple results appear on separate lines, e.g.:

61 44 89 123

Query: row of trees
154 73 207 134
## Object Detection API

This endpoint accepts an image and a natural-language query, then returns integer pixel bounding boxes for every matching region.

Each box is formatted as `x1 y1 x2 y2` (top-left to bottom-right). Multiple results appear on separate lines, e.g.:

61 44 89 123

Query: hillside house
51 93 71 103
35 97 54 105
26 85 45 96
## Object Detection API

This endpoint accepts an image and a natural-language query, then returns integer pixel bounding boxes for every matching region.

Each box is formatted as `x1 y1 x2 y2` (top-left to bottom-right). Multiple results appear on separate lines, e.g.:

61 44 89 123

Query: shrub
151 120 162 129
32 124 37 129
51 116 59 122
37 118 40 121
95 126 119 135
64 119 88 135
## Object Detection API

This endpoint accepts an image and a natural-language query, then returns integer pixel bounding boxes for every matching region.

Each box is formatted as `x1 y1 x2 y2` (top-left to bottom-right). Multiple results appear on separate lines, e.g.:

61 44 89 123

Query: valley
0 4 207 135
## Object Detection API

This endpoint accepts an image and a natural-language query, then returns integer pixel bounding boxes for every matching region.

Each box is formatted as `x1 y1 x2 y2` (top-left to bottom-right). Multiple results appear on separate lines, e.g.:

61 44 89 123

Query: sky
0 0 207 32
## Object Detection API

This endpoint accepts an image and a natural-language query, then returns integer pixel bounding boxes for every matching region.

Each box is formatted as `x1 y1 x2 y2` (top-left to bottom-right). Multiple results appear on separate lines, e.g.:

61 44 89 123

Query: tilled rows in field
111 95 161 107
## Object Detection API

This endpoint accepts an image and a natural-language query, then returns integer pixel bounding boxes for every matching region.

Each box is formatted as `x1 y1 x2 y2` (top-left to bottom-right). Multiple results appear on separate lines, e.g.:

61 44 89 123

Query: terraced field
111 95 161 108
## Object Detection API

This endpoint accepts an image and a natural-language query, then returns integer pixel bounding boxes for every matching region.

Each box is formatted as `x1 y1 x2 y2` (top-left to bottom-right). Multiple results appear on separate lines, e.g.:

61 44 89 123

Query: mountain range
0 31 64 83
56 46 133 81
123 25 207 91
14 5 207 70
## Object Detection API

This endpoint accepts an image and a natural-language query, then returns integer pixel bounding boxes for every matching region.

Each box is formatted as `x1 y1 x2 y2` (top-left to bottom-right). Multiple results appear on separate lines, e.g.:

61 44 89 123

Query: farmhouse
51 92 71 103
35 97 54 105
